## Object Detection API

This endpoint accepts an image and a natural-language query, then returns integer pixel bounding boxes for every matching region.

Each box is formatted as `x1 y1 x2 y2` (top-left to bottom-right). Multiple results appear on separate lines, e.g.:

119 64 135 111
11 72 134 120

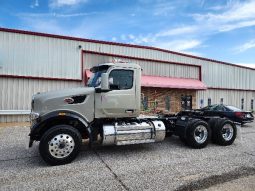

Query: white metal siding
0 32 81 79
73 40 255 89
83 53 199 79
0 77 82 122
80 42 255 89
1 30 255 89
197 89 255 111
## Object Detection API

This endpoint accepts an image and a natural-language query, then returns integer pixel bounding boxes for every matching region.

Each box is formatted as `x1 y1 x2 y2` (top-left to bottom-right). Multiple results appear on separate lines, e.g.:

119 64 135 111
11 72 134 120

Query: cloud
49 0 88 8
219 19 255 32
55 12 99 17
111 37 117 41
116 1 255 55
153 0 255 40
237 63 255 68
22 19 65 35
19 16 98 39
153 39 202 51
207 0 237 11
153 1 175 16
17 11 100 18
208 5 226 11
123 33 157 45
235 39 255 53
219 20 255 32
30 0 39 8
156 26 198 37
193 0 255 25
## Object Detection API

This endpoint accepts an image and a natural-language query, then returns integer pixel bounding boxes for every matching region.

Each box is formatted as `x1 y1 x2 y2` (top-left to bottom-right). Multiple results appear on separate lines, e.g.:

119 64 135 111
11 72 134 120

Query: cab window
109 69 133 90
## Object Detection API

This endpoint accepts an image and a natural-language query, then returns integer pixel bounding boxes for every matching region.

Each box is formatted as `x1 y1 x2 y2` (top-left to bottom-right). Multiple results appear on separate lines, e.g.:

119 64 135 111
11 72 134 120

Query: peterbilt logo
64 97 74 104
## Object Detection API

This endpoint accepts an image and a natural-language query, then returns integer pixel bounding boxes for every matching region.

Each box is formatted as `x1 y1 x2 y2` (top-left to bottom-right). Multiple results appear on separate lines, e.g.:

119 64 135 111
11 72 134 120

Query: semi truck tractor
29 62 237 165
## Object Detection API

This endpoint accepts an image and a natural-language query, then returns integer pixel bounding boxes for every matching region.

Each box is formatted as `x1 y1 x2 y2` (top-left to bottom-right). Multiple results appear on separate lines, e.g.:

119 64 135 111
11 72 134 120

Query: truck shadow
79 135 186 155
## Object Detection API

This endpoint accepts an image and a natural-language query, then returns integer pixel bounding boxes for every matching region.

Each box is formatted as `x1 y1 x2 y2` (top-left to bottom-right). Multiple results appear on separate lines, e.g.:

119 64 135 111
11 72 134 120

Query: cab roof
90 62 141 72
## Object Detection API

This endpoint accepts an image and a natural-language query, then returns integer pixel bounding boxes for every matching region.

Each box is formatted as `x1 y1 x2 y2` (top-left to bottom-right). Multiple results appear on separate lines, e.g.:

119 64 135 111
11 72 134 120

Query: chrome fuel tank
102 120 165 146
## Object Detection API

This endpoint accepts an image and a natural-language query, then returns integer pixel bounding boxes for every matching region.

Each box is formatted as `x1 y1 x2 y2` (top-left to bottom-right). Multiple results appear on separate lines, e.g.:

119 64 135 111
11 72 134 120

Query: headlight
30 112 39 121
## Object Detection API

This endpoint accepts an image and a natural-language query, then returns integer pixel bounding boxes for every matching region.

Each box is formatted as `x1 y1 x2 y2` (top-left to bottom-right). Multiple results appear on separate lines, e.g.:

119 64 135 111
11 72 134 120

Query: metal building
0 28 255 122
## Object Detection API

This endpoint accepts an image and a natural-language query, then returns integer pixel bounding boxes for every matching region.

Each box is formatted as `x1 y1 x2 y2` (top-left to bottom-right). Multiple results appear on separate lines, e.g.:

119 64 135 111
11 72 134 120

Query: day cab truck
29 62 237 165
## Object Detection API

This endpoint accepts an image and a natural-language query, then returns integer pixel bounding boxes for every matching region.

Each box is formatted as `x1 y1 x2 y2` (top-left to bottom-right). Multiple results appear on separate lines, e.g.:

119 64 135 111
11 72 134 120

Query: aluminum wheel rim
221 124 234 141
49 134 75 159
194 125 208 144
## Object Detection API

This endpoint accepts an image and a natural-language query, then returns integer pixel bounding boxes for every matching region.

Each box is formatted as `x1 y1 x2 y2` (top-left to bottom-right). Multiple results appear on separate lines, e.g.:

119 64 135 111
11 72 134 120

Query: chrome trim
49 134 75 159
102 120 166 146
0 110 30 115
102 125 116 145
222 124 234 141
194 125 208 144
152 120 166 142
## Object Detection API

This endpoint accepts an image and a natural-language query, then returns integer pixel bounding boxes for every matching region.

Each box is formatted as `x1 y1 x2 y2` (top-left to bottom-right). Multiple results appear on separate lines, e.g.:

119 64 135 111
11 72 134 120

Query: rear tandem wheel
181 120 211 149
211 118 237 146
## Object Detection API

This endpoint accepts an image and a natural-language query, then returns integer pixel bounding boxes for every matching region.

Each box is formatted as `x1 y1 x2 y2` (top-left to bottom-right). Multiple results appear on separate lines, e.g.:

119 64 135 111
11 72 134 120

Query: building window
220 98 224 105
241 98 244 110
165 96 170 111
251 99 254 111
142 96 148 111
208 98 211 106
200 99 204 108
181 95 192 110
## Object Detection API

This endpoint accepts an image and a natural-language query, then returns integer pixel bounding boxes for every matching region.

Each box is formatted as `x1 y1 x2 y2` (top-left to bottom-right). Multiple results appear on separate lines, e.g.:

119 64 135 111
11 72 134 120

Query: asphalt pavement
0 121 255 191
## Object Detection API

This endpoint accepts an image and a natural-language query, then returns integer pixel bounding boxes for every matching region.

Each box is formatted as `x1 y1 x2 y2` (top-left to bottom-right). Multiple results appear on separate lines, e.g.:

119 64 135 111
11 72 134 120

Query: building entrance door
181 95 192 110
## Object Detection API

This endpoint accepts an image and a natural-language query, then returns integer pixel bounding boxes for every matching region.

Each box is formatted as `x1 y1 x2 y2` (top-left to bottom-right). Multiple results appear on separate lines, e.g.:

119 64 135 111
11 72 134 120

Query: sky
0 0 255 67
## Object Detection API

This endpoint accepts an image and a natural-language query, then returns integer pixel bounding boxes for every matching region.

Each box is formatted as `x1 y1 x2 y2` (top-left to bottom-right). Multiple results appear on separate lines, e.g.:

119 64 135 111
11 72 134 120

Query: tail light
235 112 245 118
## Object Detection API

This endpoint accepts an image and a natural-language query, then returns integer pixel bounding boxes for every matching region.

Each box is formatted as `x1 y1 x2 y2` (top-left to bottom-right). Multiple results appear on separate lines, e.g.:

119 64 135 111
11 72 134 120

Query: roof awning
85 69 92 79
142 75 207 90
85 69 206 90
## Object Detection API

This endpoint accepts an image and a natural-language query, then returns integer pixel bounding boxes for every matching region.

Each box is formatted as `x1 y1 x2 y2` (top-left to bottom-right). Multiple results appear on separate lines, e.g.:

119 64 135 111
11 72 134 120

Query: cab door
95 68 138 118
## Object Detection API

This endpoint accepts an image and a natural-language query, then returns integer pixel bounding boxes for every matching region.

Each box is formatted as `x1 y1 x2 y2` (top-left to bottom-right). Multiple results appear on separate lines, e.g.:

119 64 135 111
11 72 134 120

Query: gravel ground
0 121 254 191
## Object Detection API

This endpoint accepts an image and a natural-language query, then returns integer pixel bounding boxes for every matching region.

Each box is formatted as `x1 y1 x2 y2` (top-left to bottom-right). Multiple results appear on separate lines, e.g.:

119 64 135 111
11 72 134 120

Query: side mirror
109 77 113 85
101 73 109 90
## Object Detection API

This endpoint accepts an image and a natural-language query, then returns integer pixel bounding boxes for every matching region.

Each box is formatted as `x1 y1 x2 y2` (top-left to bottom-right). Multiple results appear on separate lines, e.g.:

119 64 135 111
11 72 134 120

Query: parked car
197 104 254 125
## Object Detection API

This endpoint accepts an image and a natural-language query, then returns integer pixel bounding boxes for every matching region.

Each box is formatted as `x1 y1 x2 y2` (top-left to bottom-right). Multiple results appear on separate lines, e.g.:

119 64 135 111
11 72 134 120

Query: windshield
87 65 110 87
87 71 104 87
226 105 242 111
201 104 218 111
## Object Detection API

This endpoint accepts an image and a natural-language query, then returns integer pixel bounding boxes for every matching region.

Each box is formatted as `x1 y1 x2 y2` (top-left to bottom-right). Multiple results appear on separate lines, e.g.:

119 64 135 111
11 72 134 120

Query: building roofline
0 27 255 71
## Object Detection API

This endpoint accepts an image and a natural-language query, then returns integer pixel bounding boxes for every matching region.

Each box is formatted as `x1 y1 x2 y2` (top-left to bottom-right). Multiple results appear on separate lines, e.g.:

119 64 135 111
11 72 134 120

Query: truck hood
32 87 95 115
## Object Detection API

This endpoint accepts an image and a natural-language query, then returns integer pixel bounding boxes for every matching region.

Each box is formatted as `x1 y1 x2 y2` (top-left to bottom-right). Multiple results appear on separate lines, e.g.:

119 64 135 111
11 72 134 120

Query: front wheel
39 125 82 165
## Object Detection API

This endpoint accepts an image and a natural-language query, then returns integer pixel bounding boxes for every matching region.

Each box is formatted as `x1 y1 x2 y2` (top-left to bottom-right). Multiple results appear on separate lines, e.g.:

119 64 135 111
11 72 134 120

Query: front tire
39 125 82 166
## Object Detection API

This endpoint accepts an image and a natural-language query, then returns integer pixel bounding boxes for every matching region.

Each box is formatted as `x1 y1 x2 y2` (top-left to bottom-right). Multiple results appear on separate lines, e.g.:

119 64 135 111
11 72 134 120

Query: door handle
125 109 134 113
